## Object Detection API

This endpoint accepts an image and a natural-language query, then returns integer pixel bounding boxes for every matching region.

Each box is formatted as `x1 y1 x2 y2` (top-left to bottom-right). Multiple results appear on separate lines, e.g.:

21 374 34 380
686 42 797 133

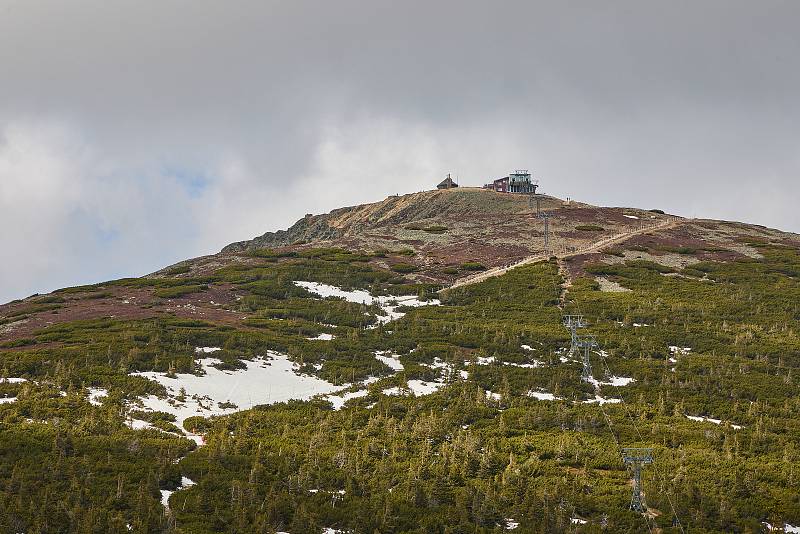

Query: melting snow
606 376 635 386
307 333 334 341
506 519 520 529
528 390 559 401
326 389 369 410
195 347 221 354
131 351 343 431
0 377 27 383
588 376 635 388
521 345 535 351
87 387 108 406
504 361 544 369
475 356 495 365
584 395 622 405
485 391 502 402
571 517 588 525
669 346 692 355
408 379 445 396
126 418 155 430
383 379 446 397
686 414 744 430
294 281 440 324
0 378 24 403
161 476 196 510
623 215 639 220
764 523 800 533
375 351 404 371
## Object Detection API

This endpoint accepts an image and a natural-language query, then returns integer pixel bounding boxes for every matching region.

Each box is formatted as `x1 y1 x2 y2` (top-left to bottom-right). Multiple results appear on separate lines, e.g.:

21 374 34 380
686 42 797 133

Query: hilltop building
485 170 537 194
437 174 459 189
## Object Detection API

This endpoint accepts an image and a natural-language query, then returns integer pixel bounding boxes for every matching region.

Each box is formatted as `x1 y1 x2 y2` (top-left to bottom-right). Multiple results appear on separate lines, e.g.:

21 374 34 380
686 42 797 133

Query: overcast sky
1 1 798 302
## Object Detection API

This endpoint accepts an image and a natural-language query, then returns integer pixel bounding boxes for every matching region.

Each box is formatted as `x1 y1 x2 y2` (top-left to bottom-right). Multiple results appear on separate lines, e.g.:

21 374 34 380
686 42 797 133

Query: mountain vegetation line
446 216 682 290
3 189 800 532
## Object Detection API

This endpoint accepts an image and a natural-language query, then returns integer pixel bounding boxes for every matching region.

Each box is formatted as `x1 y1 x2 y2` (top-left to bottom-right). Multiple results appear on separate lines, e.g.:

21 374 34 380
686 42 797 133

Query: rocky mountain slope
1 187 799 533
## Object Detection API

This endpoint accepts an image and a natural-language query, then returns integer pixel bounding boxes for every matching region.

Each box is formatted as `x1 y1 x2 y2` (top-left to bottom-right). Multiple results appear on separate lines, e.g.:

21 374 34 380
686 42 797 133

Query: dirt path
557 259 572 307
443 217 682 291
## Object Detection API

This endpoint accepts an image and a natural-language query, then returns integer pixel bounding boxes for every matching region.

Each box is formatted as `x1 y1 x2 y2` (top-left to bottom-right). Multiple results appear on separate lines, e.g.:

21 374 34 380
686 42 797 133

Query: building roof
437 176 458 188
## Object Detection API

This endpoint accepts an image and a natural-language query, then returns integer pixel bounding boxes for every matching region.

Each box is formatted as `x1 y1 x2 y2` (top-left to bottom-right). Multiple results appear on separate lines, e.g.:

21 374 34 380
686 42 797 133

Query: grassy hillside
1 191 799 533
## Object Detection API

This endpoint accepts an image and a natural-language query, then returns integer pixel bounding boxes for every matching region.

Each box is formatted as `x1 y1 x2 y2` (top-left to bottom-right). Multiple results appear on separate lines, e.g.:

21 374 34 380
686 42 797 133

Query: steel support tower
529 192 542 216
575 334 598 381
542 213 550 250
622 448 654 512
535 210 551 253
563 315 586 351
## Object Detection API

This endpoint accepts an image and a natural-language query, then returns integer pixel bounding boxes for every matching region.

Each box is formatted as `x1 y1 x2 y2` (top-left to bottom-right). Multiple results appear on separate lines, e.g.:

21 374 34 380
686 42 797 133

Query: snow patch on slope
294 281 440 324
131 351 343 430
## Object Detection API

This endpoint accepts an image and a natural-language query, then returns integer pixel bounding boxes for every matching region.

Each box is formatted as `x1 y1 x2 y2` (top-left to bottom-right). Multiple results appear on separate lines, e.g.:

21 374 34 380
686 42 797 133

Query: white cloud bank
0 1 798 302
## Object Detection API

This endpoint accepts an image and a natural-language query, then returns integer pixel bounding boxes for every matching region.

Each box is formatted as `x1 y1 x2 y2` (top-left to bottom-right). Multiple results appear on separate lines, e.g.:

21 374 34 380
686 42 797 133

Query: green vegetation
460 261 487 271
406 224 448 234
165 264 193 275
390 262 418 274
154 284 209 299
1 242 800 532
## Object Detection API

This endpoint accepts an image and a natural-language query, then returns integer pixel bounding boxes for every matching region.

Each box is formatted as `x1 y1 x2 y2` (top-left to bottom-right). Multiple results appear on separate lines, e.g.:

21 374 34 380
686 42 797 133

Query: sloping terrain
221 188 675 284
1 188 800 533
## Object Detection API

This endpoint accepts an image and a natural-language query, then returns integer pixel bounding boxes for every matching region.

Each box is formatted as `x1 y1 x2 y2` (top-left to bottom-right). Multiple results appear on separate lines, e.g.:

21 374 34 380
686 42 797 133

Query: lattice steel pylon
562 315 587 359
575 334 598 381
529 192 542 216
541 213 551 251
622 448 654 512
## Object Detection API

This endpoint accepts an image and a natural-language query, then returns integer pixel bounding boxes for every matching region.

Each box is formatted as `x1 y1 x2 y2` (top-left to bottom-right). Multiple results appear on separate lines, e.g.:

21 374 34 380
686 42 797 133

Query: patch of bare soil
595 277 631 292
0 284 249 345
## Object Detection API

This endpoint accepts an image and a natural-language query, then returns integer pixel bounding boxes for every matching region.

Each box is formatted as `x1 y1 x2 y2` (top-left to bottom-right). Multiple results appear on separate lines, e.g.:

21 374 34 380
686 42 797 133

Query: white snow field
161 476 196 509
307 333 335 341
686 414 744 430
87 387 108 406
375 351 404 371
131 351 343 431
504 359 544 368
528 390 559 401
583 395 622 405
587 375 635 388
0 377 26 405
485 391 502 401
382 378 447 397
326 389 370 410
293 281 440 324
0 377 27 383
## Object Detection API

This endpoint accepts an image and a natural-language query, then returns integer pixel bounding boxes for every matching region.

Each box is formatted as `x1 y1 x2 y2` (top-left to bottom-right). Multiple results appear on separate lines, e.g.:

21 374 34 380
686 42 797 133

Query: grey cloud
0 0 798 301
